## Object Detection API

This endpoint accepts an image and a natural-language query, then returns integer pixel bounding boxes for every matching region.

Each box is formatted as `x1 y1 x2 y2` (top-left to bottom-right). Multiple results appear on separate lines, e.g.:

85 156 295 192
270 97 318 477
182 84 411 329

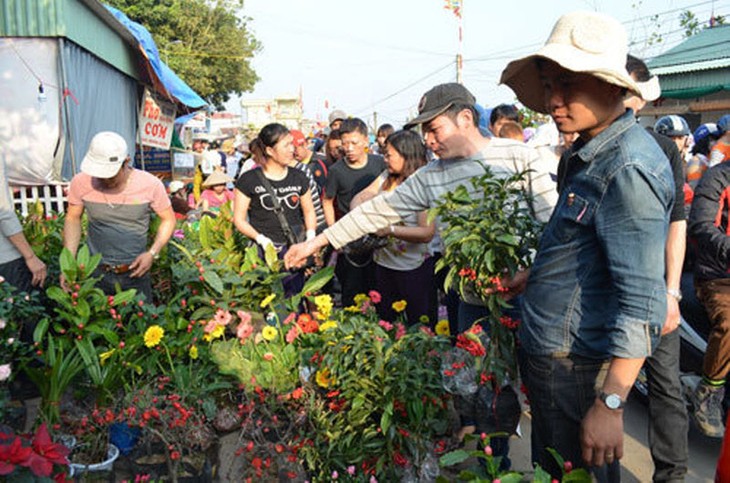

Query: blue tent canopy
105 5 207 109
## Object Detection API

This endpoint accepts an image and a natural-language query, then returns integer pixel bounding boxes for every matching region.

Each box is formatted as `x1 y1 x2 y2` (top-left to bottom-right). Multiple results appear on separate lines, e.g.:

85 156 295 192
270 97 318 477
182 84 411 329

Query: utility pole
373 111 378 131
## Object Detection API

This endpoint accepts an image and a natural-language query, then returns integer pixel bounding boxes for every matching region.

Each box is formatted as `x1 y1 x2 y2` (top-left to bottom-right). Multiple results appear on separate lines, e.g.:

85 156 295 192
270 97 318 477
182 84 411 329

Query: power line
351 61 454 115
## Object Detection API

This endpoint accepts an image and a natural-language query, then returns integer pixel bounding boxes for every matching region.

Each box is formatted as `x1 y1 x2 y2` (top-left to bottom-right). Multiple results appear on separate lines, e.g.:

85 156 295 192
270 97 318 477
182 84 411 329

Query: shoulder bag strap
255 169 298 246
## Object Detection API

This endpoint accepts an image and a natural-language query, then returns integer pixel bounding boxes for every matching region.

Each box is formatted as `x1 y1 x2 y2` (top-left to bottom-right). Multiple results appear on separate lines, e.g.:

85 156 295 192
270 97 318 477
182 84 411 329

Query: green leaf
33 318 49 343
203 270 224 294
60 248 77 280
439 449 471 466
300 266 334 295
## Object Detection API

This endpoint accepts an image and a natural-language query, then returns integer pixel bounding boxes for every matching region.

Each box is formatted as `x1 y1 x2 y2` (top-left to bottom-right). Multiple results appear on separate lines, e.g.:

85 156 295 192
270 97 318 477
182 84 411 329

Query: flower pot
109 422 141 455
69 443 120 476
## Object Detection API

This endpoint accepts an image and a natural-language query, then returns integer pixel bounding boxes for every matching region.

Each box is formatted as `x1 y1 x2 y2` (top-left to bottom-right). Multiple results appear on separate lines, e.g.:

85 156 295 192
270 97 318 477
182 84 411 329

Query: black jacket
689 161 730 282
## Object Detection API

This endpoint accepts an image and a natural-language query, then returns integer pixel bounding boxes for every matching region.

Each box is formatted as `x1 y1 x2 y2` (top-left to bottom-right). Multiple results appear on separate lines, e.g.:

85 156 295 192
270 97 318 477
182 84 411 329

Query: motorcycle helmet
718 114 730 135
654 115 690 137
693 123 719 143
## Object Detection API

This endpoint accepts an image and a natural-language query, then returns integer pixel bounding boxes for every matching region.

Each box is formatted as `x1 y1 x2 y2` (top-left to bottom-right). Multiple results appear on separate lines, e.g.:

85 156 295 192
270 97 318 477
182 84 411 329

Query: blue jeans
645 329 688 481
524 354 620 482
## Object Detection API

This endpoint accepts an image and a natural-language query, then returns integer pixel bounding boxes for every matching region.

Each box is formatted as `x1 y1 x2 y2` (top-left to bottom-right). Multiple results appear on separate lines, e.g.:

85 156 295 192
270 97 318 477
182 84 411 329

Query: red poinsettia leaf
33 423 52 448
0 461 17 475
27 452 53 477
31 423 70 466
0 436 33 466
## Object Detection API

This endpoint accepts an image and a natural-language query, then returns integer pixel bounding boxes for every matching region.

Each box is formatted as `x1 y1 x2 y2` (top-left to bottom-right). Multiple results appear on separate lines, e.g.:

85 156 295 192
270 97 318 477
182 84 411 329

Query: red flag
324 100 329 109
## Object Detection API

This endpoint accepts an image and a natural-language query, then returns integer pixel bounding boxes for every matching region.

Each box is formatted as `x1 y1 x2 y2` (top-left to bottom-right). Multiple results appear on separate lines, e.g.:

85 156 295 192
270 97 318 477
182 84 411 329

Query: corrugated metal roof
648 25 730 71
0 0 65 37
652 58 730 75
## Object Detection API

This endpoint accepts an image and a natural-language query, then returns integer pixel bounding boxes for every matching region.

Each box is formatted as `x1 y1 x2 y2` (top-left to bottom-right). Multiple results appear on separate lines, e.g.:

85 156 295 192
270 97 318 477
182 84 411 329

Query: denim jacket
520 110 674 360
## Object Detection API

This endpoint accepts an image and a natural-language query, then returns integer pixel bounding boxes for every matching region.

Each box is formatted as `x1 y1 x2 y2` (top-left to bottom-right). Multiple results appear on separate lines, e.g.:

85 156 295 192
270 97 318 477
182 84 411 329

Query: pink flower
347 465 356 475
378 320 393 331
173 229 185 239
420 326 435 336
395 323 406 340
263 352 274 361
236 321 253 341
331 470 339 479
203 319 218 334
0 363 11 382
214 309 232 326
283 312 296 325
285 325 300 344
368 290 382 304
237 310 252 325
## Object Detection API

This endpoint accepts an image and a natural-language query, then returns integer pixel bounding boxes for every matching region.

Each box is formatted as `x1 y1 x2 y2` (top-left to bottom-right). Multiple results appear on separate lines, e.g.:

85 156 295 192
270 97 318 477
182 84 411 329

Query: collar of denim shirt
569 109 637 164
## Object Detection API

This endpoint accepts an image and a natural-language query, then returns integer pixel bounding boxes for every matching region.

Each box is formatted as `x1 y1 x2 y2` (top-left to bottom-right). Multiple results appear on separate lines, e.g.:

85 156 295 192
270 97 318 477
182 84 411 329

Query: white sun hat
500 11 642 114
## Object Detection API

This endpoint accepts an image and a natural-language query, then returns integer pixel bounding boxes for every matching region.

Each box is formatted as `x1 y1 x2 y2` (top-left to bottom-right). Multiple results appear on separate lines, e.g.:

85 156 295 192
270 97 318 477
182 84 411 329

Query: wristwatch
148 247 160 260
598 391 626 410
667 288 682 302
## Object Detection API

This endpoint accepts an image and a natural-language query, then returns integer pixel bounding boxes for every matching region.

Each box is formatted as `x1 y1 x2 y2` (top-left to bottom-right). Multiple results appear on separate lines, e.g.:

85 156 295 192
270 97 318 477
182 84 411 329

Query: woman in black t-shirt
234 123 316 251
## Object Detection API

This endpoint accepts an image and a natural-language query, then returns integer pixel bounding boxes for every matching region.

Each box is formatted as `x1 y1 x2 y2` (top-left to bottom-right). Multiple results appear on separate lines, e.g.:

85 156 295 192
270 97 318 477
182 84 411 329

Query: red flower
170 451 181 460
456 334 486 357
393 450 409 467
290 387 304 400
297 314 319 334
0 436 32 475
368 290 382 304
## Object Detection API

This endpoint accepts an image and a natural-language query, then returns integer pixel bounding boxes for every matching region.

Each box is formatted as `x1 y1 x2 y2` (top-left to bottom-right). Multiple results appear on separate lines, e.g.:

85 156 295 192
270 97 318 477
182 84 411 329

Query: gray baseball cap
405 83 476 129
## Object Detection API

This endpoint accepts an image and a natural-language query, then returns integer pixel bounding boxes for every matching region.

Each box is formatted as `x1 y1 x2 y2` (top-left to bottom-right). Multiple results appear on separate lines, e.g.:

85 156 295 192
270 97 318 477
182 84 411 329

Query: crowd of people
3 8 730 482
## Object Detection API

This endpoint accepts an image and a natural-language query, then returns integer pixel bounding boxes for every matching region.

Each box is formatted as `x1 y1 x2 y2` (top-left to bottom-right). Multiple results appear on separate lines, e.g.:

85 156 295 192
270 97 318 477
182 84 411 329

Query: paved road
506 395 722 481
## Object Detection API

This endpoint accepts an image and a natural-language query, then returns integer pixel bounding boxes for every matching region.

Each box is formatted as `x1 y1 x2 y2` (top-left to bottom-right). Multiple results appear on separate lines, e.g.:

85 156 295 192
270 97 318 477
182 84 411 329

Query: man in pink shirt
62 131 175 302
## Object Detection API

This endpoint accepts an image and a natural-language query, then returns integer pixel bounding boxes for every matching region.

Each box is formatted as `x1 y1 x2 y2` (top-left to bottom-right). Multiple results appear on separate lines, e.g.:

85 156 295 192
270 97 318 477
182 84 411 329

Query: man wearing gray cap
286 83 555 267
62 131 176 302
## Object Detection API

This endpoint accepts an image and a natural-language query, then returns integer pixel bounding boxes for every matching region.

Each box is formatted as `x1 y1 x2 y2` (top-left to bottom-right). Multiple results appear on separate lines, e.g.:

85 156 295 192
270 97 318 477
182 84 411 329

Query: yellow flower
315 368 334 388
99 349 115 365
314 294 333 320
262 326 278 341
203 324 225 342
435 319 450 336
319 321 338 332
189 345 199 359
344 305 360 313
353 293 369 307
260 293 276 308
419 315 430 324
392 300 407 313
144 325 164 348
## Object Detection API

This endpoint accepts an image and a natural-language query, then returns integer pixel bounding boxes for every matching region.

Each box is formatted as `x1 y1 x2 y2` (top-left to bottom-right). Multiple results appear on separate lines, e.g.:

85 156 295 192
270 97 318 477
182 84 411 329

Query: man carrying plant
62 131 176 303
499 11 674 480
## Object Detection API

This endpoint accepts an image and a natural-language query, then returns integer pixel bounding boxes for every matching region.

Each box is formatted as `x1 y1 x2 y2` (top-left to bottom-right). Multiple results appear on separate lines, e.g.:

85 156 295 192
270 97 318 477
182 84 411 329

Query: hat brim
202 173 233 187
500 44 642 114
404 103 454 129
80 156 124 179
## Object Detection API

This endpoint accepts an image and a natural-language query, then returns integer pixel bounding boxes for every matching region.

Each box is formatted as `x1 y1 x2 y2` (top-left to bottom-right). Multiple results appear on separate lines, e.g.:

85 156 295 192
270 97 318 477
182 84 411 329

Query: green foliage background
106 0 261 108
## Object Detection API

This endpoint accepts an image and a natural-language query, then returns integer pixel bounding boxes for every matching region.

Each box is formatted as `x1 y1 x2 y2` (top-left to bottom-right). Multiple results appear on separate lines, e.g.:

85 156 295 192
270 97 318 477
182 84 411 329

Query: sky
227 0 729 129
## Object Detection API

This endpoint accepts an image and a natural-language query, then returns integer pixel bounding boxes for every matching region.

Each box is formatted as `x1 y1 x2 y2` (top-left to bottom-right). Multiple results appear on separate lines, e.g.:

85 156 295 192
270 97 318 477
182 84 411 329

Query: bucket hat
328 110 347 126
80 132 128 179
499 11 641 114
202 171 233 187
404 83 476 129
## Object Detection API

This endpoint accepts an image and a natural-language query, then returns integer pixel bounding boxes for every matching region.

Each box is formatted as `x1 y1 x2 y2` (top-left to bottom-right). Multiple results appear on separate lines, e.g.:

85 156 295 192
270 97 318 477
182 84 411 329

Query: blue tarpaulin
105 5 207 109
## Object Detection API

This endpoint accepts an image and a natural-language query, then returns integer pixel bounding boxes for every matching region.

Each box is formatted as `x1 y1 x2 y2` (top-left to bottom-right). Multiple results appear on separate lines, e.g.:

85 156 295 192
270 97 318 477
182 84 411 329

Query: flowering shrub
430 167 542 385
0 423 71 481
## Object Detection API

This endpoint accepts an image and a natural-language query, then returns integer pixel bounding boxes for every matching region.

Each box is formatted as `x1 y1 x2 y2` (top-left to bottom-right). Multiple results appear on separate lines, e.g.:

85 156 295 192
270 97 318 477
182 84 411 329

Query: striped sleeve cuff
324 194 402 249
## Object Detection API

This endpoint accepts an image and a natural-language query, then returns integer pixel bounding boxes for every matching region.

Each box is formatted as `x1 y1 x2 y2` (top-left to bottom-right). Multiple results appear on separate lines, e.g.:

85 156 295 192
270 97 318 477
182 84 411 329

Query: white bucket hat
80 132 128 179
500 11 641 114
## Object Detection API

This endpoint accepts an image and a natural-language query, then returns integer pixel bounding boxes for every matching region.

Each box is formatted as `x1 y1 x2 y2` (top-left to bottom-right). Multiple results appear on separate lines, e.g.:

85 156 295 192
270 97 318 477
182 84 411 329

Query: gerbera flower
262 326 278 341
144 325 164 348
435 320 450 336
392 300 407 313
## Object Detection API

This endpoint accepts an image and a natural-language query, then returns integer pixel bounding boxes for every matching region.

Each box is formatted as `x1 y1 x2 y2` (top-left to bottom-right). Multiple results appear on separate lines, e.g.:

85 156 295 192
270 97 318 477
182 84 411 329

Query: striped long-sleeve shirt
325 137 557 249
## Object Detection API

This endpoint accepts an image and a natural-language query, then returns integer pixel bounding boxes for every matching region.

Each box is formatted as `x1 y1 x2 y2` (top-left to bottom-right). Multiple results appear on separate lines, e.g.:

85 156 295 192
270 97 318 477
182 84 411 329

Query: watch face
605 394 622 409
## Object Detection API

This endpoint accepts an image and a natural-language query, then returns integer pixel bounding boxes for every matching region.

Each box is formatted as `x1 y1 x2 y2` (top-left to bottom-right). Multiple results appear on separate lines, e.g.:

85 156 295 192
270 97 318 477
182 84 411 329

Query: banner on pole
138 88 177 149
444 0 462 18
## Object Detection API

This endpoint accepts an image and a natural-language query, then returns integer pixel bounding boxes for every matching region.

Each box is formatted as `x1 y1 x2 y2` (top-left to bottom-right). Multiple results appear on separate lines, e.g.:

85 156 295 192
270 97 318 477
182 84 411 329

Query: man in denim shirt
501 12 674 481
